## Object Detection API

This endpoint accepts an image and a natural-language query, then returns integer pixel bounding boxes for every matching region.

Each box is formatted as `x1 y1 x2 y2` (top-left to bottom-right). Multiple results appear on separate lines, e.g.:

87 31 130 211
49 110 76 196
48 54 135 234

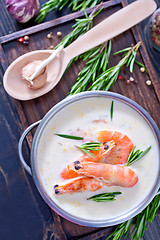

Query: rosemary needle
76 141 101 157
110 100 114 121
36 0 101 23
55 133 84 140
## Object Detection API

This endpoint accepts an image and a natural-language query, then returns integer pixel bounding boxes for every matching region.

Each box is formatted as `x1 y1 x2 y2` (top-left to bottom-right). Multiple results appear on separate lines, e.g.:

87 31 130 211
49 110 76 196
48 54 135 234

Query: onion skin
6 0 40 23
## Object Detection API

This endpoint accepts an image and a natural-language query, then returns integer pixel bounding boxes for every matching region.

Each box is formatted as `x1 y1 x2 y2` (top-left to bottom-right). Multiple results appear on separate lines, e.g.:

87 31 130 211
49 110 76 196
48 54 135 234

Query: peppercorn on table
0 0 160 239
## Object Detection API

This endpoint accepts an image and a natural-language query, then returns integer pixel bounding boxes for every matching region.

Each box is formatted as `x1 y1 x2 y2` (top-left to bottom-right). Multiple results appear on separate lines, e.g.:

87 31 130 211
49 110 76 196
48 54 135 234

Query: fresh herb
68 40 112 95
55 133 84 140
69 0 101 11
106 218 133 240
55 7 103 50
76 141 101 157
113 43 148 73
126 146 151 166
106 194 160 240
113 44 140 73
110 100 114 121
135 60 148 74
54 5 103 72
36 0 101 23
87 42 141 91
87 192 122 202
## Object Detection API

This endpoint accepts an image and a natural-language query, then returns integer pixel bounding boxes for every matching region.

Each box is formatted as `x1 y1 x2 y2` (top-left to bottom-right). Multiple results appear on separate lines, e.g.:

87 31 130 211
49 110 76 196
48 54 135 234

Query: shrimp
78 140 115 162
61 140 115 179
61 160 138 188
97 130 134 164
54 177 106 194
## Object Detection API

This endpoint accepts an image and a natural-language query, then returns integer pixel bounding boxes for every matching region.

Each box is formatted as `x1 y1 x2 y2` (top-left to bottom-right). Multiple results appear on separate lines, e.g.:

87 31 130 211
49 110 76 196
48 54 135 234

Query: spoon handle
65 0 156 59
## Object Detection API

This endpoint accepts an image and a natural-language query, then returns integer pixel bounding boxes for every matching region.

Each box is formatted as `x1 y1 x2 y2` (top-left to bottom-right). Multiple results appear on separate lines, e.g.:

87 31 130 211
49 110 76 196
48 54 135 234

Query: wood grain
0 0 121 44
0 0 160 239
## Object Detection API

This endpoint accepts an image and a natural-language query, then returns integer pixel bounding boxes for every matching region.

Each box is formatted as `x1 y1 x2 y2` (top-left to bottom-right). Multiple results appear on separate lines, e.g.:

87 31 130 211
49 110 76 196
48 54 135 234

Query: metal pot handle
18 120 41 175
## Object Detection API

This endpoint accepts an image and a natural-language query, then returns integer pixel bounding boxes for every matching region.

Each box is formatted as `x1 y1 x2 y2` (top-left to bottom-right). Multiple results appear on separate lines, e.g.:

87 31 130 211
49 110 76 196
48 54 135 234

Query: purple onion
6 0 40 23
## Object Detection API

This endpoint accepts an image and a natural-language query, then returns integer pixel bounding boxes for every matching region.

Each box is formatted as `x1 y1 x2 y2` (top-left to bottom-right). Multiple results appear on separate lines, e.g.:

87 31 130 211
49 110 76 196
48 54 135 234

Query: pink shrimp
97 130 134 164
78 140 115 162
61 160 138 188
54 177 107 194
61 140 115 179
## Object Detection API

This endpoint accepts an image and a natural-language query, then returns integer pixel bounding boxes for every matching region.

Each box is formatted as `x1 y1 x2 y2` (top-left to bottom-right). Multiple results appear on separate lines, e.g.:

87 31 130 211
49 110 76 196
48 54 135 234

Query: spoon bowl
4 50 68 100
3 0 157 100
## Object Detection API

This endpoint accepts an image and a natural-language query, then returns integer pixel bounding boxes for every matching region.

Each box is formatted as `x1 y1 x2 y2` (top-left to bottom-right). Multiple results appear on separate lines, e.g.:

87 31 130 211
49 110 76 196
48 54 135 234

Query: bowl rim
30 91 160 227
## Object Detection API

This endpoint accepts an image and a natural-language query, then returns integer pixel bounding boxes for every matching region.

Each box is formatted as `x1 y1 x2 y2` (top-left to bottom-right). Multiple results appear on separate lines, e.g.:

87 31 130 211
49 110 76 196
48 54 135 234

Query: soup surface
37 97 159 221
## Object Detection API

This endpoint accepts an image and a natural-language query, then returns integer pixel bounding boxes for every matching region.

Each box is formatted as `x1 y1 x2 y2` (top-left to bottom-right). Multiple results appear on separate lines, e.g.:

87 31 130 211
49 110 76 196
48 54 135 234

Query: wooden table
0 0 160 239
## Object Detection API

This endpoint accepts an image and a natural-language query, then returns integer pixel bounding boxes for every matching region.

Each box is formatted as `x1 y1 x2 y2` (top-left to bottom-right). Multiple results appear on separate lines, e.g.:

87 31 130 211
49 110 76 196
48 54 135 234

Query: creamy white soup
37 97 159 221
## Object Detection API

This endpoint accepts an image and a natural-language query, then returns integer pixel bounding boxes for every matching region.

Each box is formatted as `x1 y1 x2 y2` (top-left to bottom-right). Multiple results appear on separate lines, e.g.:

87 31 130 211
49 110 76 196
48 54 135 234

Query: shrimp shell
54 177 106 194
61 160 138 188
97 130 134 164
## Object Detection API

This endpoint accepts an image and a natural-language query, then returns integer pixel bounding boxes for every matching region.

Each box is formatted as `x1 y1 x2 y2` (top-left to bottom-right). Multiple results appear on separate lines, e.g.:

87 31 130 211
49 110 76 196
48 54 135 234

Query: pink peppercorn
118 75 122 80
126 80 131 85
18 37 24 43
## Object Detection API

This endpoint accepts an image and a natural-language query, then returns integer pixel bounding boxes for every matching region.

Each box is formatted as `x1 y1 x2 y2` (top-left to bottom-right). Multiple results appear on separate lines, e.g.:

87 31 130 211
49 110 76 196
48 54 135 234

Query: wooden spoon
3 0 157 100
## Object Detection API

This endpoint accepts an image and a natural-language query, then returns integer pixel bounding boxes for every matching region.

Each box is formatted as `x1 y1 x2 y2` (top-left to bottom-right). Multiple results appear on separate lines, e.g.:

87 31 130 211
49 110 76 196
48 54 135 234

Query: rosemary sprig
68 40 112 95
131 194 160 239
55 133 84 140
87 192 122 202
114 44 148 73
69 0 101 11
126 146 151 166
106 218 133 240
106 191 160 240
55 7 103 50
76 141 101 157
110 100 114 121
88 43 141 91
53 5 103 71
36 0 101 23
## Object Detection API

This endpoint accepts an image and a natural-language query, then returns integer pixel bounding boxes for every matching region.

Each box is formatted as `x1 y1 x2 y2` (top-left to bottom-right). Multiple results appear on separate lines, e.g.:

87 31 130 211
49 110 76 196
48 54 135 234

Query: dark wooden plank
122 0 160 102
0 3 123 240
0 1 160 239
0 65 60 240
0 0 121 44
51 211 68 240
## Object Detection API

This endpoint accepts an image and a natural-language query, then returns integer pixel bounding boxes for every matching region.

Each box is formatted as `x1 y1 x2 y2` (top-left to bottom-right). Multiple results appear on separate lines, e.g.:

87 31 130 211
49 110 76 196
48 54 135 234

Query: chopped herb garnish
87 192 122 202
126 146 151 166
110 100 114 121
55 133 84 140
76 141 101 157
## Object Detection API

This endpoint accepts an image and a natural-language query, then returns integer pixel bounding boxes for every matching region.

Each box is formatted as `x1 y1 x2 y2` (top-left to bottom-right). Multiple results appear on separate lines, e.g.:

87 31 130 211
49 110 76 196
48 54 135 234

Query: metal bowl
18 91 160 227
